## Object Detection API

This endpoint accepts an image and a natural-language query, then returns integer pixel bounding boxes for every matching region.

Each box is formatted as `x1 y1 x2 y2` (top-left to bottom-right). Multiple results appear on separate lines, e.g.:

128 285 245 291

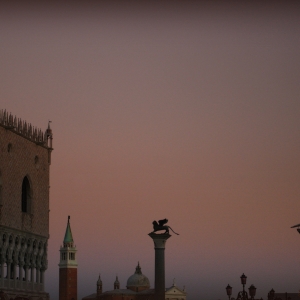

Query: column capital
148 232 171 248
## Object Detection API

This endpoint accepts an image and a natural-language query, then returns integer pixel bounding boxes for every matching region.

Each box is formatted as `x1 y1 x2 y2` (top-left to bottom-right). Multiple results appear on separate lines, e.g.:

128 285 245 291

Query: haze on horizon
1 1 300 300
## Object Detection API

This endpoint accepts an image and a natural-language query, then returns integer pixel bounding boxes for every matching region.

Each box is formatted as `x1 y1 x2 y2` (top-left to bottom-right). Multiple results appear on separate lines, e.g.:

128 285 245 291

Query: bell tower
59 216 78 300
114 276 120 290
97 275 102 297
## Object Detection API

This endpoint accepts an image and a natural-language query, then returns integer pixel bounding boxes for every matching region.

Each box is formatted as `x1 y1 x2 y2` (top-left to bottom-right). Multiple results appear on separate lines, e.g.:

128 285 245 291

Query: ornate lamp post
249 284 257 300
226 284 232 300
240 273 247 298
226 274 257 300
267 288 275 300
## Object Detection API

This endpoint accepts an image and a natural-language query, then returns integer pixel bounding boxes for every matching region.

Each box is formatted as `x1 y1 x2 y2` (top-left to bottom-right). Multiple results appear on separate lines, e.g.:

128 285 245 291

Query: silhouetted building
83 265 187 300
59 216 78 300
0 109 53 300
82 237 187 300
268 289 299 300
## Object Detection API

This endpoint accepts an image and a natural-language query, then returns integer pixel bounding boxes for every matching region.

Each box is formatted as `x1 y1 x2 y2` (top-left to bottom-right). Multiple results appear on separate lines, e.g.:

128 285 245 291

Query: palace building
0 109 53 300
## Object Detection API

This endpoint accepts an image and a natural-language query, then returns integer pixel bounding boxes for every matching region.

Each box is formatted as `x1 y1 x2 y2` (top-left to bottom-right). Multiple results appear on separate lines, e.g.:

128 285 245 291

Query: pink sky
1 1 300 299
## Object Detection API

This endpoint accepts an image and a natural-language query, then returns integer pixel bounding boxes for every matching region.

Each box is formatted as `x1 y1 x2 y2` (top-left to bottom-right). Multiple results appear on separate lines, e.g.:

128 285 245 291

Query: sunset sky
1 1 300 300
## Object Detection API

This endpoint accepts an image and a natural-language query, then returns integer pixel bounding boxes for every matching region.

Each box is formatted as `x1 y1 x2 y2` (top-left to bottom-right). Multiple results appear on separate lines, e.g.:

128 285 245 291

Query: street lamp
267 288 275 300
226 284 232 300
248 284 257 300
226 274 257 300
240 273 247 296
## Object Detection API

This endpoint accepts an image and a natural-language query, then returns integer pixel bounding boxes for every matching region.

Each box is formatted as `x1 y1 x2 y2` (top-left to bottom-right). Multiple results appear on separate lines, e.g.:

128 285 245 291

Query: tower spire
135 262 142 274
97 274 102 296
63 215 74 247
114 275 120 290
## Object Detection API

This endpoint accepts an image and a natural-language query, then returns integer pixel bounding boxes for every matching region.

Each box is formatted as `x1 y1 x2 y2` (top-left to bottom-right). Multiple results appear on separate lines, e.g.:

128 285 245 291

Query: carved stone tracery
0 230 47 288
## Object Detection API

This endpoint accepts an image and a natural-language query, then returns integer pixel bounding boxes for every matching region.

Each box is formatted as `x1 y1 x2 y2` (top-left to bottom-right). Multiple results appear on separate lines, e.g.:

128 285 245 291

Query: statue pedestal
148 233 171 300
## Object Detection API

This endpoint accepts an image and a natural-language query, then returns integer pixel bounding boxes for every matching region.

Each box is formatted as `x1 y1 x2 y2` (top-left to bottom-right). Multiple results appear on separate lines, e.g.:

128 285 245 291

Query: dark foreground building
0 109 53 300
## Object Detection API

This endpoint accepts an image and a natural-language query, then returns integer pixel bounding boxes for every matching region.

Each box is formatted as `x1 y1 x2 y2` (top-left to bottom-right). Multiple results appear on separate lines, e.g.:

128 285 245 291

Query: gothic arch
21 176 32 213
2 233 7 247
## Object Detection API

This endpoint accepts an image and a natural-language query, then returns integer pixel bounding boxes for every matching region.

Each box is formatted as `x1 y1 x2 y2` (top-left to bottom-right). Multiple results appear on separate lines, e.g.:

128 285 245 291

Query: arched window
21 177 31 213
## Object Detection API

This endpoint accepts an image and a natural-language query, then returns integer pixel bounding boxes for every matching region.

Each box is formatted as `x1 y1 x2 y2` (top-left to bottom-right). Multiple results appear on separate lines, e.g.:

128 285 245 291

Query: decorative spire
63 216 74 247
114 275 120 289
172 278 176 287
97 274 103 295
135 262 142 274
97 274 102 285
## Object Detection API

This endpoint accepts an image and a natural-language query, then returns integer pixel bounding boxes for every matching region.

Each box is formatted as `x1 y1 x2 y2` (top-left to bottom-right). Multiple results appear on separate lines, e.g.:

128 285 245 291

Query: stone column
0 258 4 286
7 260 11 282
36 265 40 284
24 264 29 290
19 262 24 282
24 264 29 281
40 268 45 287
13 262 17 289
19 262 24 290
31 264 35 290
148 232 171 300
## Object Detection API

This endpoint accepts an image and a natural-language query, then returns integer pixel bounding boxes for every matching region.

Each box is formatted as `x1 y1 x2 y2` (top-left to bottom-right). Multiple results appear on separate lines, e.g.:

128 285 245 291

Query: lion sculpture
152 219 179 235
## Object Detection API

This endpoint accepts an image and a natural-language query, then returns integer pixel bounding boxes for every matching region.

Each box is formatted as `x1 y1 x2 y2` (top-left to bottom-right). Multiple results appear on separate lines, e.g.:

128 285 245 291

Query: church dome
126 262 150 292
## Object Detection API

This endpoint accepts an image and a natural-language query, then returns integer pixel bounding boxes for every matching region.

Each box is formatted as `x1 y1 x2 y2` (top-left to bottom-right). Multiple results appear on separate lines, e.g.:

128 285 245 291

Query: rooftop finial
97 274 102 284
48 120 52 129
135 262 142 274
63 216 74 246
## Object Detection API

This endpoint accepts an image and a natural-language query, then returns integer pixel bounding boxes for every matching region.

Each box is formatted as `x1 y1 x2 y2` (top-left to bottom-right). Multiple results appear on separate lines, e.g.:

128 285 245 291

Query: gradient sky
1 1 300 300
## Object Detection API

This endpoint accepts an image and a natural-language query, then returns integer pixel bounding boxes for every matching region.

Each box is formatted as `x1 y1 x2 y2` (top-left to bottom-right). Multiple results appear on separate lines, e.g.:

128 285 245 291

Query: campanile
59 216 78 300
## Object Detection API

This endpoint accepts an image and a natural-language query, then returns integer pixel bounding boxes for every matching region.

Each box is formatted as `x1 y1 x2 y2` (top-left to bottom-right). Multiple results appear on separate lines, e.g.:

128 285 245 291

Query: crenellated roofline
0 109 53 150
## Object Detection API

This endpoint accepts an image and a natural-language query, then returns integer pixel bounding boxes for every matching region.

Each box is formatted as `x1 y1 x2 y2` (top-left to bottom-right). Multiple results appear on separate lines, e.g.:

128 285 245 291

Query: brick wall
59 268 78 300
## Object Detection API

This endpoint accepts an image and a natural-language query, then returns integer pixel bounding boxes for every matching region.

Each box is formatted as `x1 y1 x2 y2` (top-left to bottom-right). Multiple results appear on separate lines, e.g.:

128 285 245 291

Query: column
40 268 45 291
19 262 24 289
36 266 40 284
7 261 11 283
24 265 29 281
31 264 35 290
0 259 4 287
24 264 29 290
148 232 171 300
13 262 17 289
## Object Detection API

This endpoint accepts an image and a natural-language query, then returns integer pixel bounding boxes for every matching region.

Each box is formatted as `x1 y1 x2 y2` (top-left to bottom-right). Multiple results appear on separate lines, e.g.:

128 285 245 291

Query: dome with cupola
126 262 150 292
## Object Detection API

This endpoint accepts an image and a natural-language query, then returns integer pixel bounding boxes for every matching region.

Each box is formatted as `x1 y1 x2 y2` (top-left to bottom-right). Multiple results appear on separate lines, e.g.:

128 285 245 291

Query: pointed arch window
21 176 31 213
